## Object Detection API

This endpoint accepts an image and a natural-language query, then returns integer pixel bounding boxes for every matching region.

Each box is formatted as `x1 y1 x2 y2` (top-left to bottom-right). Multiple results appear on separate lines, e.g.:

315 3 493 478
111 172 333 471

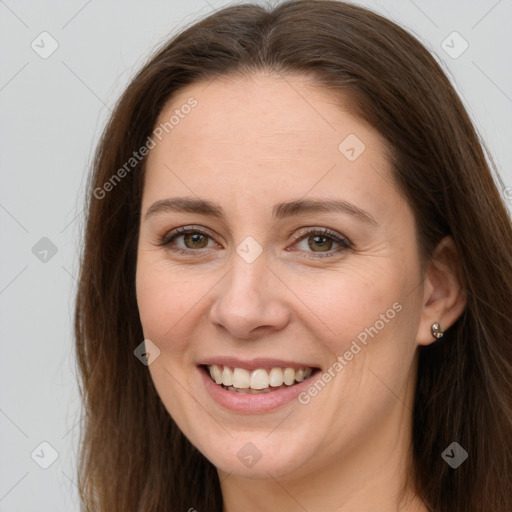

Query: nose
208 253 290 340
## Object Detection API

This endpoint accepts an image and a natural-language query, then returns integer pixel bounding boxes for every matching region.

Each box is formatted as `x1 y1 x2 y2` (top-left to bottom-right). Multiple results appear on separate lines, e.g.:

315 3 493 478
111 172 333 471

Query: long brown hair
74 1 512 510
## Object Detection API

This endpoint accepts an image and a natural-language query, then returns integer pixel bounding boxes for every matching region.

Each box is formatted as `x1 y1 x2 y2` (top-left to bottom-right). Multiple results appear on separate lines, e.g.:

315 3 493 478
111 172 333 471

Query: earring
431 322 444 340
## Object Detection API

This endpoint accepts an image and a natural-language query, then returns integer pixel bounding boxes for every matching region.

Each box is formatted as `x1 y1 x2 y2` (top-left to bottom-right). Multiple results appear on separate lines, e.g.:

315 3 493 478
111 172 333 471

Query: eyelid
290 227 352 246
160 225 220 246
287 227 352 258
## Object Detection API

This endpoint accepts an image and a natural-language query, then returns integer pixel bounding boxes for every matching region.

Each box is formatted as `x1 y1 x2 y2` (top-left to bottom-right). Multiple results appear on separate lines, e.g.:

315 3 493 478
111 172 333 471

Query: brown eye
292 228 352 258
307 234 334 252
161 227 218 254
182 232 209 249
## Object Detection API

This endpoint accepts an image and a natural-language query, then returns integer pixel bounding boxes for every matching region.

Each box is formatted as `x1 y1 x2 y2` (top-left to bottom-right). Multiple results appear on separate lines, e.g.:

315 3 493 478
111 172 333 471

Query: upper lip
197 356 320 371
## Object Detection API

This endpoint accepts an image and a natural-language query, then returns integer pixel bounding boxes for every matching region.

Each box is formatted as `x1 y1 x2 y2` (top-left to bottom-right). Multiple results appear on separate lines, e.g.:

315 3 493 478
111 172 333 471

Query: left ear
416 236 467 346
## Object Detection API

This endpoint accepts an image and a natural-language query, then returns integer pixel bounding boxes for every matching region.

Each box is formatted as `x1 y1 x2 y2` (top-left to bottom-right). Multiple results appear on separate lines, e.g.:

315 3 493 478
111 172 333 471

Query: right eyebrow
145 197 224 220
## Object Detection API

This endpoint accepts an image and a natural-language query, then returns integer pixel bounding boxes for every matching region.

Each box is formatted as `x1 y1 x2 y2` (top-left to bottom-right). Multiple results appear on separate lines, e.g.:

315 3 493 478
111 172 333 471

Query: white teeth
232 368 250 388
268 367 284 387
221 366 233 386
283 367 295 385
211 364 223 384
250 369 269 390
207 365 313 390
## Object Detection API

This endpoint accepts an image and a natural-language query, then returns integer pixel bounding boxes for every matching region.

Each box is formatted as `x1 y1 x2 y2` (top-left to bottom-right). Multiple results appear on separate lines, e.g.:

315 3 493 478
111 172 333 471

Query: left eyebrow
144 196 378 226
272 198 378 226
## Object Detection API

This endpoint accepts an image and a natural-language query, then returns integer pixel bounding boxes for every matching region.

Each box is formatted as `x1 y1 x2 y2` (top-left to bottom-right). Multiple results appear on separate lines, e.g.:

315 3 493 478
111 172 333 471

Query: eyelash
159 226 352 259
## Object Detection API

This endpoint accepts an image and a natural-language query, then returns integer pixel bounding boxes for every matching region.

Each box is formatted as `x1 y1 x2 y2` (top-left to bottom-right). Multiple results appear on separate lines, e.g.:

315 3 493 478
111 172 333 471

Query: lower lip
198 366 320 414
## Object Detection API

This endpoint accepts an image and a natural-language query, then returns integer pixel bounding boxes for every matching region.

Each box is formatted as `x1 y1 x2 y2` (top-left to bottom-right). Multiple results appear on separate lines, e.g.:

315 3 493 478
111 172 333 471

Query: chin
185 423 319 480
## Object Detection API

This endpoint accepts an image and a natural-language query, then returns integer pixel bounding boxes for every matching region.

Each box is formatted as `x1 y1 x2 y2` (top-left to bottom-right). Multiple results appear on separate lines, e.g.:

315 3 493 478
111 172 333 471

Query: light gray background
1 0 511 510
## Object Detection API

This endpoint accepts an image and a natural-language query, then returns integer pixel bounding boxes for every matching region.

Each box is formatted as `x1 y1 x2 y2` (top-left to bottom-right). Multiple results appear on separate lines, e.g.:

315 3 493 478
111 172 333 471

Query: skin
135 72 467 511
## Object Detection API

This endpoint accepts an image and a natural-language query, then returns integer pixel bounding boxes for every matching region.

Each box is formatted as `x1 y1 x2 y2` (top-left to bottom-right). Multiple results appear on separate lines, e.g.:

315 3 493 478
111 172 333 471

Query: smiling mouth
203 364 319 394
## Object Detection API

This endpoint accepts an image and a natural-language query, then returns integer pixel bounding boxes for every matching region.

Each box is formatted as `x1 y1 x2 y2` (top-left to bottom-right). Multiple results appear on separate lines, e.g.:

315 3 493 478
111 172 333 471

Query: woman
74 1 512 510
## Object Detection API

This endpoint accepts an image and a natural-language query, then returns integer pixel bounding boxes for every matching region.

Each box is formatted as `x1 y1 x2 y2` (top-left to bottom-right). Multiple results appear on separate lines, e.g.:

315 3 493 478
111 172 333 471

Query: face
136 72 426 481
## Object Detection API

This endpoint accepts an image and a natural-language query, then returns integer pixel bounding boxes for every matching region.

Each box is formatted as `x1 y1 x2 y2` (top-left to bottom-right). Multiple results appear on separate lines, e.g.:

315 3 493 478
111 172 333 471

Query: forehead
153 72 369 154
143 72 400 221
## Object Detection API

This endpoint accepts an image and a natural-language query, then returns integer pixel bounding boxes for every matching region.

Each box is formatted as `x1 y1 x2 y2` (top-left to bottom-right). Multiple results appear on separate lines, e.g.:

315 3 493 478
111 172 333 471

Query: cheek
298 269 417 420
300 265 404 352
135 257 204 426
299 259 420 416
135 253 220 357
136 262 173 340
136 256 188 351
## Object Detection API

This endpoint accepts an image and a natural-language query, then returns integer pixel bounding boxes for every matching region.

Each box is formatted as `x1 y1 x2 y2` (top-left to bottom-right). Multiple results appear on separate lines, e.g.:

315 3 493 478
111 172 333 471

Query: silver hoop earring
431 322 444 340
